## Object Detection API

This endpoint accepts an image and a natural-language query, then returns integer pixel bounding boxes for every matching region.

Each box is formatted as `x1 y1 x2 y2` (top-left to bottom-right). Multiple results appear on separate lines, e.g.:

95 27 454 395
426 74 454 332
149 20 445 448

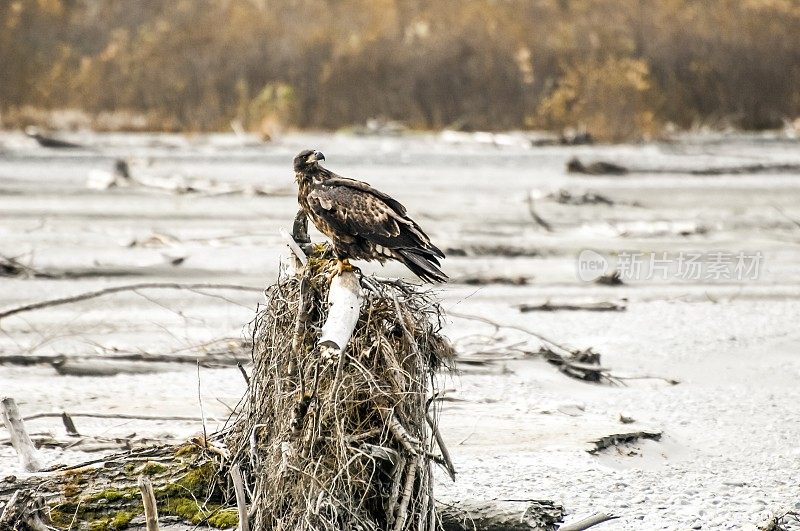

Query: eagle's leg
326 257 355 280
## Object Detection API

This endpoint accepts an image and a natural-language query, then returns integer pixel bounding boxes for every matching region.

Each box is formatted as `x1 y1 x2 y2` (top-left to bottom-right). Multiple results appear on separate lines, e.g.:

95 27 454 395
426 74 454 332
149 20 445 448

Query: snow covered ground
1 130 799 529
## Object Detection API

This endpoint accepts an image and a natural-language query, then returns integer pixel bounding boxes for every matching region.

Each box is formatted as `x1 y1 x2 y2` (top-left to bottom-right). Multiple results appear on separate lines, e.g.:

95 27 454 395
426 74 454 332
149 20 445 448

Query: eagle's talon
325 258 355 281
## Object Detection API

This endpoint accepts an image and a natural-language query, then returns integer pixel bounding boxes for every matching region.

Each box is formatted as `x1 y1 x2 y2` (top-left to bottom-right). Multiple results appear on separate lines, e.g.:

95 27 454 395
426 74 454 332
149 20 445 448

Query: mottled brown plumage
293 149 447 282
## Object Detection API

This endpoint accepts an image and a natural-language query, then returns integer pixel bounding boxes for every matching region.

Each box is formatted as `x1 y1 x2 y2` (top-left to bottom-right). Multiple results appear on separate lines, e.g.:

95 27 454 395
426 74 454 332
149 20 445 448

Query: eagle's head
293 149 325 174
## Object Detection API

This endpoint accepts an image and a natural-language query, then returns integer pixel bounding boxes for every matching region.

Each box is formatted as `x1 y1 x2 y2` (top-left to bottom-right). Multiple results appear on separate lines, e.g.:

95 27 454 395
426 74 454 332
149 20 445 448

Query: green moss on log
44 447 236 529
86 510 137 531
140 461 168 476
159 497 237 526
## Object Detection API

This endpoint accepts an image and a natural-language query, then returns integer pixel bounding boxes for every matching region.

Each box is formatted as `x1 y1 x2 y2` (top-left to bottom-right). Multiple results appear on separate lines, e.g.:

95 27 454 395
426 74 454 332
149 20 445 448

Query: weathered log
0 342 251 368
518 301 626 313
51 359 185 376
587 430 662 454
567 156 800 176
25 128 83 149
0 489 49 531
456 275 531 286
566 157 628 175
0 455 563 531
0 444 239 529
437 499 564 531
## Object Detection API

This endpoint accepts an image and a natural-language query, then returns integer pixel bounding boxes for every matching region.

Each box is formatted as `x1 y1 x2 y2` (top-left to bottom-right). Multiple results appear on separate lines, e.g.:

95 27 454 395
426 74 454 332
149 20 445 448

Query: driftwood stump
222 244 453 530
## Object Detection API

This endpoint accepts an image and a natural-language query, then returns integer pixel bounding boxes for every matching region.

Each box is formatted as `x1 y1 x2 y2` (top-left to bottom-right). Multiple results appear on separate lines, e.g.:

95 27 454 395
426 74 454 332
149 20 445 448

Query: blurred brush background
2 0 799 140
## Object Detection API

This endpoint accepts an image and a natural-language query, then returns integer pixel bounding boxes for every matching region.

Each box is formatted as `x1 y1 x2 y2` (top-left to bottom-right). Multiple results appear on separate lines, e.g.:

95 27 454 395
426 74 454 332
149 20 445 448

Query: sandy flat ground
1 131 800 530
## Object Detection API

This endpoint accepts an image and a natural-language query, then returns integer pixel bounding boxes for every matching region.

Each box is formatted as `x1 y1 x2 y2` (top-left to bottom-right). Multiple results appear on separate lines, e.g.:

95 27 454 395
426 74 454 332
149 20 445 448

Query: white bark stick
320 271 363 354
280 228 308 266
137 475 160 531
1 397 43 472
559 512 618 531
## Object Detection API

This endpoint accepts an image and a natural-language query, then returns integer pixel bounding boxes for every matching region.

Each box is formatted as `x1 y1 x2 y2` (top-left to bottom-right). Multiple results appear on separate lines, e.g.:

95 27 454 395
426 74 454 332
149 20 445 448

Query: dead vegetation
5 1 800 138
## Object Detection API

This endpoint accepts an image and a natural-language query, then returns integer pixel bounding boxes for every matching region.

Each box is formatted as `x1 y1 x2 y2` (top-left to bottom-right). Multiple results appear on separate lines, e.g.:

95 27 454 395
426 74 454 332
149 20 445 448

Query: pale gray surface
1 131 800 530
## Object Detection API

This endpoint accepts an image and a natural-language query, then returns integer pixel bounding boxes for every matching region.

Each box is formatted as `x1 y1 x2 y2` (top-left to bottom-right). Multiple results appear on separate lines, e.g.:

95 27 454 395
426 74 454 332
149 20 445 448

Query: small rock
722 480 746 487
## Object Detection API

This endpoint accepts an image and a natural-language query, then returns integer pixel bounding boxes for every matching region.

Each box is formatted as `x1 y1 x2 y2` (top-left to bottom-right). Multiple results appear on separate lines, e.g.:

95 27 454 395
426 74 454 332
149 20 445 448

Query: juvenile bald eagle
294 149 447 283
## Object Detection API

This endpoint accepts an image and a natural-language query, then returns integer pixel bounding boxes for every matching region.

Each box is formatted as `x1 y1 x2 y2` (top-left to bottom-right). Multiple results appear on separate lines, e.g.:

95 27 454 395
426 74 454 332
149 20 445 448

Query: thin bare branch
0 282 264 321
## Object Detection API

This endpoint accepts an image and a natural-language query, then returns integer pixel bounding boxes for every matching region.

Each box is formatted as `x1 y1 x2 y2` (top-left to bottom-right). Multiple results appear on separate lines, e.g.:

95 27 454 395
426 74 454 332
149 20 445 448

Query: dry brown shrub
537 57 661 142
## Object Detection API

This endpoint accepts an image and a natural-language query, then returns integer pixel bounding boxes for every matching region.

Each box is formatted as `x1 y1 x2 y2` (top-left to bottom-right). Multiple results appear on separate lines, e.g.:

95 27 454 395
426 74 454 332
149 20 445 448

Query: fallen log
0 443 239 528
0 445 563 530
51 359 186 376
547 189 615 206
0 489 49 531
438 499 564 530
0 340 251 368
566 158 628 175
518 301 626 313
567 156 800 176
444 245 543 258
542 347 616 384
587 430 662 454
594 271 623 286
457 275 531 286
25 128 83 149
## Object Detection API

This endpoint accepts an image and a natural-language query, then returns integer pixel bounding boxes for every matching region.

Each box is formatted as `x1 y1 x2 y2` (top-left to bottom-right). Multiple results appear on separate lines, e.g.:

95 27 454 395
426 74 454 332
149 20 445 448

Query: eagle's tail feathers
427 243 445 259
396 249 448 283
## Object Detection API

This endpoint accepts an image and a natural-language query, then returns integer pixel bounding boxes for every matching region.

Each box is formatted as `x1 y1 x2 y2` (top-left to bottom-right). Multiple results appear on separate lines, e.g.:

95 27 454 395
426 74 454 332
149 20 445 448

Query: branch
0 282 263 321
559 512 619 531
138 475 161 531
24 412 203 422
426 413 456 481
1 397 43 472
230 463 250 531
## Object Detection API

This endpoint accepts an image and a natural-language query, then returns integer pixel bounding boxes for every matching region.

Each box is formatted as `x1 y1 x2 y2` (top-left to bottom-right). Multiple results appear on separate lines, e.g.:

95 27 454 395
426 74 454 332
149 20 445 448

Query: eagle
293 149 447 283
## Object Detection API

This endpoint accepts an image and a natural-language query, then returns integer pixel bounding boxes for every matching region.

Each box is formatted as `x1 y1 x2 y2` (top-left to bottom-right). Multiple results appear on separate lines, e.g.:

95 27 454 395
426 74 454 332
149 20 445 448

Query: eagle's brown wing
306 179 446 282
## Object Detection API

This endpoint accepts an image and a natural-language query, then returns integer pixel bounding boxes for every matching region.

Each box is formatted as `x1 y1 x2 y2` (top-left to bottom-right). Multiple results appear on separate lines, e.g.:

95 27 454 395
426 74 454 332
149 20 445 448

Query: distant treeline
2 0 799 140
